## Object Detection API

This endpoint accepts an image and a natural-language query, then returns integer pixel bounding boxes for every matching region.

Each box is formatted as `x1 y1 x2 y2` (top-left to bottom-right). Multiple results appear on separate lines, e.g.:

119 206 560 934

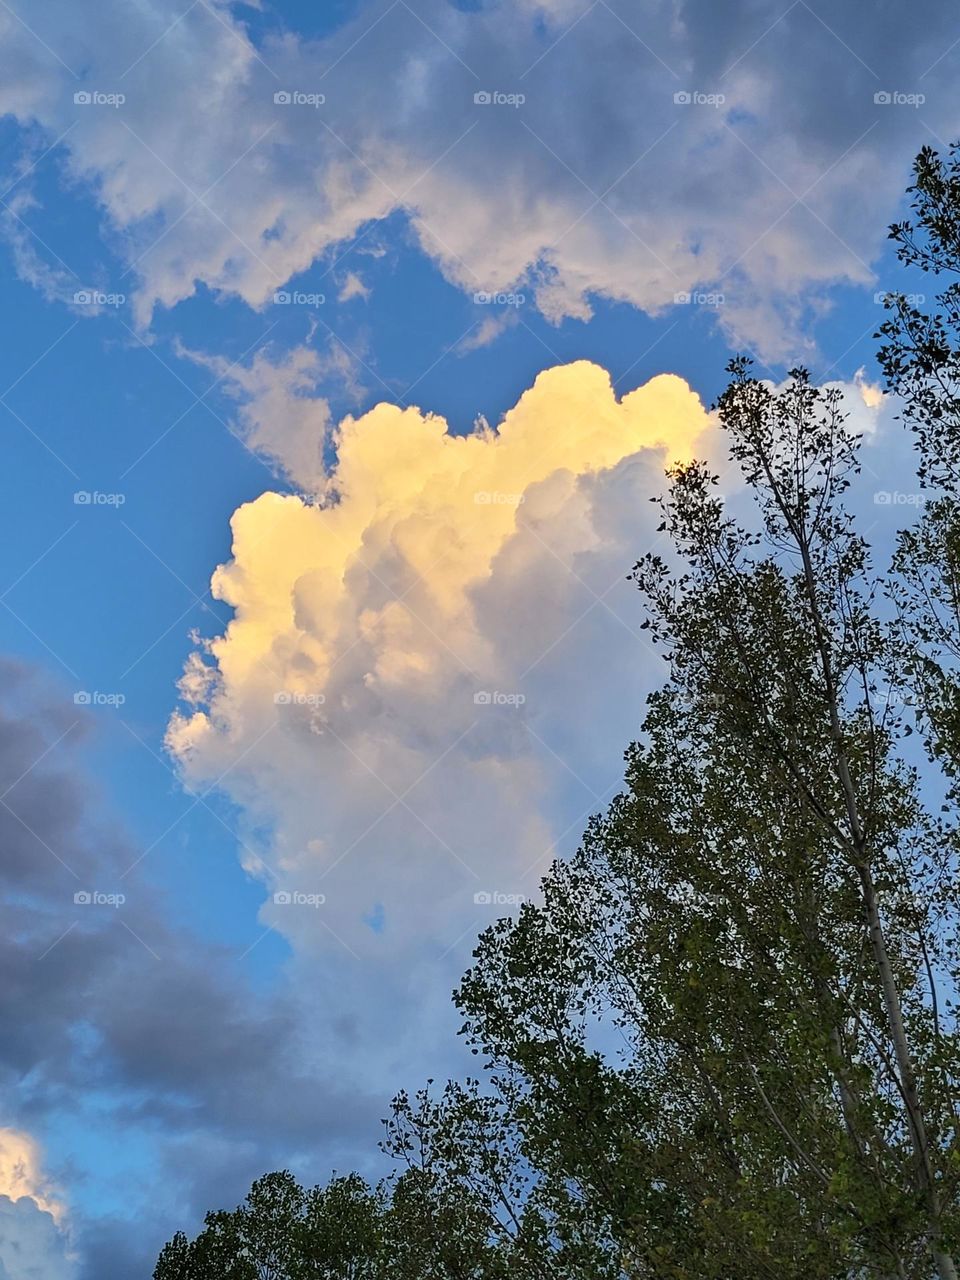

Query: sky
0 0 955 1275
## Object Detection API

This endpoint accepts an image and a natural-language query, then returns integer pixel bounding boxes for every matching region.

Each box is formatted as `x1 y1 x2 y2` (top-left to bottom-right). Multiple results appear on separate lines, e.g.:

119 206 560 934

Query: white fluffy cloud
166 360 714 962
2 0 958 354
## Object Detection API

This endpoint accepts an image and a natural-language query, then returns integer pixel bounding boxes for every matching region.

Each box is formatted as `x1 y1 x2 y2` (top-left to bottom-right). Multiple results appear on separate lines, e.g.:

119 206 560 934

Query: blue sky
0 1 955 1276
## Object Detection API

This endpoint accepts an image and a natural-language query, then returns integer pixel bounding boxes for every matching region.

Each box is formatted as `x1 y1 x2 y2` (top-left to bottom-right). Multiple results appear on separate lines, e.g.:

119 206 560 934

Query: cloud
166 360 714 970
0 1196 75 1280
179 342 336 488
337 272 370 304
0 1131 74 1280
1 0 958 353
456 308 519 353
0 1133 64 1225
854 365 885 413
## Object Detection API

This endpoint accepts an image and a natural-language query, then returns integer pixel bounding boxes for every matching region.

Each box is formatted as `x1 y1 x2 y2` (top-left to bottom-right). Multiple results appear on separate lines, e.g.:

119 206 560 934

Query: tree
153 1171 386 1280
879 142 960 777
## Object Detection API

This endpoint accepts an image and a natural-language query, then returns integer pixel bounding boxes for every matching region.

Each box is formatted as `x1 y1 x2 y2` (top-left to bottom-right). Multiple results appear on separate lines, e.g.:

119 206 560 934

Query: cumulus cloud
0 1196 75 1280
0 1130 74 1280
1 0 958 353
0 1132 63 1224
166 359 714 969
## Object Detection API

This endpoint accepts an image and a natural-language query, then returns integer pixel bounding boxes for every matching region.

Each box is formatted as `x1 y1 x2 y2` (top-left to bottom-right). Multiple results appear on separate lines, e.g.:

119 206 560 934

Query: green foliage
154 1172 385 1280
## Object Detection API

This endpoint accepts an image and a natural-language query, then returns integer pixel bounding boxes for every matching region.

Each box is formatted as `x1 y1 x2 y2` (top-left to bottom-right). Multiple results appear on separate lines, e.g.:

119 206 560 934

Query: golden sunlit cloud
170 359 709 741
166 360 711 961
0 1129 63 1221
